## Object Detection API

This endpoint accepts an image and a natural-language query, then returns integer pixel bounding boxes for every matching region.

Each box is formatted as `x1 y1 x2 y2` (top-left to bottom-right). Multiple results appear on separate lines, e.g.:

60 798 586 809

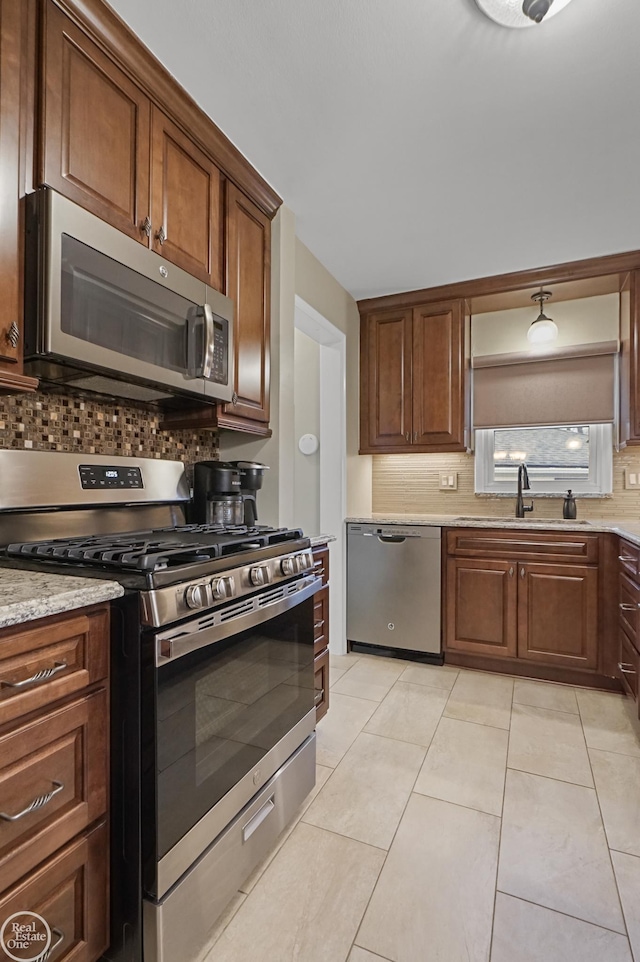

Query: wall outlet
439 472 458 490
625 468 640 490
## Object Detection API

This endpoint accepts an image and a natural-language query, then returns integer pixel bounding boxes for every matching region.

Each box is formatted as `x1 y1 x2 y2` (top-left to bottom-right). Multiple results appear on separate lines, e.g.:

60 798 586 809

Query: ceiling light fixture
527 289 558 344
474 0 575 29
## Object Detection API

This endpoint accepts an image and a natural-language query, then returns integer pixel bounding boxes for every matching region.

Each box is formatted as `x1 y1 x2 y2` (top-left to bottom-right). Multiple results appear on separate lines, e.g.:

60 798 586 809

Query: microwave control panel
211 318 228 384
79 464 143 489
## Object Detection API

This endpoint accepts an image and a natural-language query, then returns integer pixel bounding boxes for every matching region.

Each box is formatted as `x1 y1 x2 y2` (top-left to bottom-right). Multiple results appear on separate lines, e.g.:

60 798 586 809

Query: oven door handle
155 576 322 665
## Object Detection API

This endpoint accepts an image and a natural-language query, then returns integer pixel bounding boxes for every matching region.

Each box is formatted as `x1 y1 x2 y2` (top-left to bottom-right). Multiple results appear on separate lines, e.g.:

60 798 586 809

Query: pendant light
527 289 558 344
474 0 575 29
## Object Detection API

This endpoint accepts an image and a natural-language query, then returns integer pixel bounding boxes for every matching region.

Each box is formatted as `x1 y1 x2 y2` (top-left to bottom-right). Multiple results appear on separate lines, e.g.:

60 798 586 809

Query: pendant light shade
474 0 575 28
527 290 558 345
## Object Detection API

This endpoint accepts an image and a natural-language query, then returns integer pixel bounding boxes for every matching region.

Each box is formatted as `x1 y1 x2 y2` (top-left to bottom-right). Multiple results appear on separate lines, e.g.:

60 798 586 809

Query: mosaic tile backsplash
0 391 218 464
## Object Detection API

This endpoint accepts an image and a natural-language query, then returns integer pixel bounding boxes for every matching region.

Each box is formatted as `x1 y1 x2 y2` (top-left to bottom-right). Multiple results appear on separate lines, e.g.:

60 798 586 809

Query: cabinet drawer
619 627 639 705
619 539 640 580
619 572 640 645
0 689 107 892
0 819 108 962
312 546 330 586
0 606 109 727
314 649 329 723
447 528 599 565
313 587 329 657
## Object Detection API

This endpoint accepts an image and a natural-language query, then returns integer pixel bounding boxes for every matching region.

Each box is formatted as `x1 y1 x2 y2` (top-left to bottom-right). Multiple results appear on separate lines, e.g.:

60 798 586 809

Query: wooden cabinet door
361 309 412 450
412 300 466 450
0 820 108 962
314 648 329 723
445 558 517 658
41 1 151 242
150 107 222 288
518 563 598 670
222 182 271 423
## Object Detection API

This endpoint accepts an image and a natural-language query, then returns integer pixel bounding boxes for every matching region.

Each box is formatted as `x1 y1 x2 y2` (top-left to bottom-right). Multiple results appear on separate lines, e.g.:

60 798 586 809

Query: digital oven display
79 465 143 489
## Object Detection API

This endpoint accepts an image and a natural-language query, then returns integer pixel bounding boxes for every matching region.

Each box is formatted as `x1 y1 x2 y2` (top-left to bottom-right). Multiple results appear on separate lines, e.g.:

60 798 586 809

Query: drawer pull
314 689 325 706
619 603 638 612
619 555 636 564
242 796 274 843
0 661 67 689
619 662 636 676
314 620 325 630
0 779 64 822
44 926 65 959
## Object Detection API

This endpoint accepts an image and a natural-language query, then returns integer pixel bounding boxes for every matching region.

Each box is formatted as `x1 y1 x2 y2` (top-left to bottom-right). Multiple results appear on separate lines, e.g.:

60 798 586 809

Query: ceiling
107 0 640 301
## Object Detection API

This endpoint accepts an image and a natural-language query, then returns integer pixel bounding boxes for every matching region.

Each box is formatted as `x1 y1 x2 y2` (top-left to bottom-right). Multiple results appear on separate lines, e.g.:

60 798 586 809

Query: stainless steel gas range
0 450 321 962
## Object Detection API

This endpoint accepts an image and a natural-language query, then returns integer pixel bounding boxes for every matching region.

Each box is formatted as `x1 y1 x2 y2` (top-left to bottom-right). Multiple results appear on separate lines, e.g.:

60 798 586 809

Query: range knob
185 583 209 609
281 556 296 576
210 576 235 600
250 565 272 586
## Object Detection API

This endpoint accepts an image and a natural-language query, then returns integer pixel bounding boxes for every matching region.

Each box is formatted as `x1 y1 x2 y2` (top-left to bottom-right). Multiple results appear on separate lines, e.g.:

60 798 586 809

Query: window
474 424 613 496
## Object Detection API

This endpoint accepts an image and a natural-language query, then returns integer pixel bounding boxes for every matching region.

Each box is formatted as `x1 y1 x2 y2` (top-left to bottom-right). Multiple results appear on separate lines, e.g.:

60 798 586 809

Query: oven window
61 234 198 373
154 596 314 859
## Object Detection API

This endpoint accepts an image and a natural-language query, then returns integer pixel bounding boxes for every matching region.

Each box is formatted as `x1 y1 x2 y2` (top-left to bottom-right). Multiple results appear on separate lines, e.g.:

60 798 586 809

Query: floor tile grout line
495 889 633 940
583 724 632 944
512 701 579 716
487 671 514 958
410 785 503 820
505 761 594 790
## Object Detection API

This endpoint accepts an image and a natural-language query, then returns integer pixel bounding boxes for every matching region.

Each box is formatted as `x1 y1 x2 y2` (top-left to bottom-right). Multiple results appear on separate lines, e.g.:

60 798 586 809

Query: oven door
145 575 320 899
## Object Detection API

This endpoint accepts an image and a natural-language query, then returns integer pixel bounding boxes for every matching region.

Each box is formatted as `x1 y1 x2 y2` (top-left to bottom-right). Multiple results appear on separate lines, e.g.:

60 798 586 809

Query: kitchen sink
454 517 592 525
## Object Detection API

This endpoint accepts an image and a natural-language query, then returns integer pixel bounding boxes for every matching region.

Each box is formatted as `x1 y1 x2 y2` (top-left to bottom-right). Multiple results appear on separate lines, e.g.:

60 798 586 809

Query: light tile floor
202 653 640 962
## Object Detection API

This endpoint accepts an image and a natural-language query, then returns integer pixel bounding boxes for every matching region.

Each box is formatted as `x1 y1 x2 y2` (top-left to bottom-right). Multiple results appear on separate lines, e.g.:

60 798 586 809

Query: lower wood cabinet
445 529 601 682
617 538 640 718
0 605 109 962
312 545 330 722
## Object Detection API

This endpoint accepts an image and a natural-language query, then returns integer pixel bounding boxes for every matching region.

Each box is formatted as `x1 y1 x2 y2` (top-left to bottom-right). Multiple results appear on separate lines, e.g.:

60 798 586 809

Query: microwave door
41 190 209 398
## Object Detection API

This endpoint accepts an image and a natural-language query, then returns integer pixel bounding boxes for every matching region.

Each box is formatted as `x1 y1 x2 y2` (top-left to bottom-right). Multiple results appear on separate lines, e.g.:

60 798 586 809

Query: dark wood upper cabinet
41 0 151 242
361 309 412 450
219 182 271 426
359 299 467 453
412 300 466 449
150 107 222 289
0 0 37 392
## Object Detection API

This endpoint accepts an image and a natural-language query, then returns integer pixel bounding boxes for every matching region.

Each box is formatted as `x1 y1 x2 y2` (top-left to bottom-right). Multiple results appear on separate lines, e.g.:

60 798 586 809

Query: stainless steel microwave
24 188 234 405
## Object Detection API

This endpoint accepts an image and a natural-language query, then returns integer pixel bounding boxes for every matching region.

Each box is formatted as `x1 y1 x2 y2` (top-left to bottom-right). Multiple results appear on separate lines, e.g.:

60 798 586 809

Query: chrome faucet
516 463 534 518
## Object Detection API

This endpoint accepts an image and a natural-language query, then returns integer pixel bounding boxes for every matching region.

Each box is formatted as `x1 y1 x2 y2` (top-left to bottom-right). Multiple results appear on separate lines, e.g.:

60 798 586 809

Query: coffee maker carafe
230 461 269 527
192 461 244 526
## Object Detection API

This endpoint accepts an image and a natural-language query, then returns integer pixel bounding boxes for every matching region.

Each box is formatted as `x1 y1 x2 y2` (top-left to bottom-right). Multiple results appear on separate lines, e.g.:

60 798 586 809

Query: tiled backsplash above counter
373 450 640 521
0 391 218 463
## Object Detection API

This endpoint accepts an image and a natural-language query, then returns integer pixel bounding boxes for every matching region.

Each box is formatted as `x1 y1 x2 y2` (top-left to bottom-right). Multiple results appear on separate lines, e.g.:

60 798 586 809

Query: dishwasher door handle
377 535 407 544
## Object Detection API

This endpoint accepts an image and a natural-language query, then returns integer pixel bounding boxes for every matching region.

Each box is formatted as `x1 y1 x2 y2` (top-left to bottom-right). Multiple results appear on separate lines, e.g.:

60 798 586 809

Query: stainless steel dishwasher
347 522 442 658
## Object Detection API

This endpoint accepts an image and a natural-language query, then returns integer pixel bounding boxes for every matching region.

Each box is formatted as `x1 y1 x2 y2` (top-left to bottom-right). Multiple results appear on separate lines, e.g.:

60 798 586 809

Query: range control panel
79 464 144 489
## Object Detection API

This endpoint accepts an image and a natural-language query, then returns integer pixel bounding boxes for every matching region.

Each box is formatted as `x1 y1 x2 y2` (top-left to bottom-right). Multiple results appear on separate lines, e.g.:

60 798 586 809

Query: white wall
293 329 321 534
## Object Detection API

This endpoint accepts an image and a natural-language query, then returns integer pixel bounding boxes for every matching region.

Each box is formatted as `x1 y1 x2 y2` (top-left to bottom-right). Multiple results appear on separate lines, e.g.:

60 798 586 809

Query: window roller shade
473 354 615 429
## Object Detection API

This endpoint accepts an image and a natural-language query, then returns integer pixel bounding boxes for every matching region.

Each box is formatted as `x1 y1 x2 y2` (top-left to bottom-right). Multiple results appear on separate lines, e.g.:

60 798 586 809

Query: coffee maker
192 461 244 526
230 461 269 527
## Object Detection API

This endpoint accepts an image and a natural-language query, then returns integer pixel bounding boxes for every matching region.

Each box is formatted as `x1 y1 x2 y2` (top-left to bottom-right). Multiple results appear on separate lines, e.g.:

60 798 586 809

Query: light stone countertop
0 569 124 630
309 534 336 547
346 514 640 548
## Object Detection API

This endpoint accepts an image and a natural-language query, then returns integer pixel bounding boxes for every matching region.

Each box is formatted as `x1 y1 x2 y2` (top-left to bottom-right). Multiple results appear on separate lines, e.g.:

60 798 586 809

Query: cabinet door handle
619 662 636 675
619 603 638 611
6 321 19 348
0 780 64 822
619 555 636 564
141 216 152 237
156 225 166 245
314 620 325 630
509 567 514 577
520 567 525 579
314 689 325 706
48 927 65 957
0 661 67 689
413 432 418 442
405 432 409 442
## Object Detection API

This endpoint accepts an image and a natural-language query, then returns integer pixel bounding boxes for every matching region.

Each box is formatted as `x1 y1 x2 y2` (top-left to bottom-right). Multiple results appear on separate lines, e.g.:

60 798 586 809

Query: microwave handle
202 302 215 379
184 304 214 380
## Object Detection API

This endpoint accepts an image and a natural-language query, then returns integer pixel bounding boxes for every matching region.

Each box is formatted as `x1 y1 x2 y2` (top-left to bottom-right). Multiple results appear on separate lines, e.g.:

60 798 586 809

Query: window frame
474 423 613 496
